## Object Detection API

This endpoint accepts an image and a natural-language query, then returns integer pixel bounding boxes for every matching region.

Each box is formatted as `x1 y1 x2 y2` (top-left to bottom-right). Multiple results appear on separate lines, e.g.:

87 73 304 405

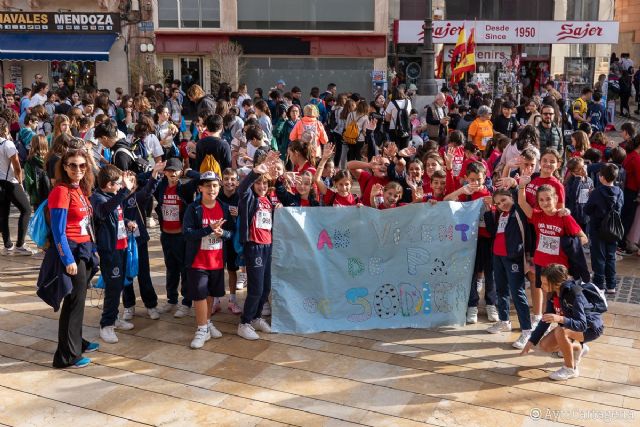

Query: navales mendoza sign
271 200 483 334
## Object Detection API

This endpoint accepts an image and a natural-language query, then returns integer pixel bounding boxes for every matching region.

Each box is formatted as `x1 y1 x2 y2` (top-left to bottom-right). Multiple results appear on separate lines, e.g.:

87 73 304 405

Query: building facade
613 0 640 61
152 0 388 98
0 0 127 94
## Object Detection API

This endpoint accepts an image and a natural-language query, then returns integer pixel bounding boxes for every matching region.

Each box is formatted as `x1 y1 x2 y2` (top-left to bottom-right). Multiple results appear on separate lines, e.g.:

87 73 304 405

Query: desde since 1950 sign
0 12 121 33
396 20 619 45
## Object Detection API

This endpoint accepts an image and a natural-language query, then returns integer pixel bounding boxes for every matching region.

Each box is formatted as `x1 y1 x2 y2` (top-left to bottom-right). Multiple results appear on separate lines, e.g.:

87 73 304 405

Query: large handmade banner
271 200 483 334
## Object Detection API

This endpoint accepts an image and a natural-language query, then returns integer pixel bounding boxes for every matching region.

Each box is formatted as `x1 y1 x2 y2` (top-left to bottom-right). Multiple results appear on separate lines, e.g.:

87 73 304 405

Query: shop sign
443 45 511 62
0 12 121 33
397 20 619 45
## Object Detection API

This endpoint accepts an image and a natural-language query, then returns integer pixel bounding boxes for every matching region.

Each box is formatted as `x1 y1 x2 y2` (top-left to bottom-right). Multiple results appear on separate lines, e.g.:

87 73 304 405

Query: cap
164 158 183 171
3 83 15 90
408 84 418 91
198 171 220 184
276 79 286 86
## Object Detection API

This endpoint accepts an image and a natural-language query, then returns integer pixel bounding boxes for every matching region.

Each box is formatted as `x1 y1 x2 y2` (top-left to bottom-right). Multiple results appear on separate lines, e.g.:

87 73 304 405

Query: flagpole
418 0 438 96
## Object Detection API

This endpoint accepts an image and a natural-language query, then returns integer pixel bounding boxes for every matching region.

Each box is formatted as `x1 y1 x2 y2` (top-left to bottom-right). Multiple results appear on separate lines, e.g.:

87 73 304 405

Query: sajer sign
396 20 619 45
0 12 120 33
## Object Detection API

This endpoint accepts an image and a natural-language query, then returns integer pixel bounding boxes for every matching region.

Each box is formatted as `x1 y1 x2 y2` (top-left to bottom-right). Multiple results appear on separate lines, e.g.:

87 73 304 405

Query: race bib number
578 188 590 204
79 215 90 236
538 234 560 256
256 210 272 230
201 234 222 251
452 161 463 177
497 214 508 233
117 220 127 240
162 204 180 222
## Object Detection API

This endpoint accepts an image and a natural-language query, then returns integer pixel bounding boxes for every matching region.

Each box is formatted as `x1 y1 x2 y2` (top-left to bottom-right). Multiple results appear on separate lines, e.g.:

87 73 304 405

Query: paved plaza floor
1 222 640 427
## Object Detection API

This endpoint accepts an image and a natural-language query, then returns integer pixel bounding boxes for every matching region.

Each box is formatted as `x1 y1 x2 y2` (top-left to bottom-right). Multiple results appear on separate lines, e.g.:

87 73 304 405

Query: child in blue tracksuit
121 161 164 321
521 264 604 381
483 189 533 350
584 163 624 293
90 165 137 344
237 152 280 340
564 157 594 235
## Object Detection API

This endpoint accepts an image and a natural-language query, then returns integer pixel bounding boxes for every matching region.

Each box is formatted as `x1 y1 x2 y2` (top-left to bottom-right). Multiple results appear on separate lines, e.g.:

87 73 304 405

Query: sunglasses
542 112 554 116
65 162 87 170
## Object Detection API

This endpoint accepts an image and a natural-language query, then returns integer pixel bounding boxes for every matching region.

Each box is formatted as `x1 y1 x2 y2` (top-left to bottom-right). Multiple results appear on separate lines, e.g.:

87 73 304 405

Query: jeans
0 180 31 248
122 240 158 309
53 259 91 368
493 256 531 330
590 233 618 290
468 237 497 307
160 232 191 307
240 243 272 324
99 249 126 328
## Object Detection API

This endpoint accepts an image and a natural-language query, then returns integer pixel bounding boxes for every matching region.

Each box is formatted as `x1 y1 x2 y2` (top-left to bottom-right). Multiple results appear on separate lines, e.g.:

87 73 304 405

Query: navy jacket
483 204 531 260
530 279 604 345
564 175 594 226
124 176 160 242
90 187 132 254
238 171 267 244
182 200 234 268
584 184 624 234
561 236 591 283
275 178 320 207
153 170 200 233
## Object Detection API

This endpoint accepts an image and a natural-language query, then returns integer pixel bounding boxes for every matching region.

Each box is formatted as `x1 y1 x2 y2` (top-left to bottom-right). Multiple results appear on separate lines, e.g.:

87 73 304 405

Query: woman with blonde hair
47 114 72 145
187 84 216 118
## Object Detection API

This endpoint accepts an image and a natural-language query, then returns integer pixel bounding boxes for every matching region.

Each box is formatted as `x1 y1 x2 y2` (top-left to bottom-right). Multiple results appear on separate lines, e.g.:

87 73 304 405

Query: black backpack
575 282 608 314
113 146 151 175
327 108 338 133
392 100 411 138
598 207 624 243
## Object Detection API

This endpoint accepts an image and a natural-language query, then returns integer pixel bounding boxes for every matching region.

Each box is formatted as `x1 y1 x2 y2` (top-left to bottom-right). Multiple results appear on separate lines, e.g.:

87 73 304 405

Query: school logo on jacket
255 256 263 267
112 267 121 278
511 263 519 273
127 198 137 207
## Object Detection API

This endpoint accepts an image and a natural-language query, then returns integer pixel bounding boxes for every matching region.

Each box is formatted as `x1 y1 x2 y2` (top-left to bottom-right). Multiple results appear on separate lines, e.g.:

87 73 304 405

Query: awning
0 33 118 61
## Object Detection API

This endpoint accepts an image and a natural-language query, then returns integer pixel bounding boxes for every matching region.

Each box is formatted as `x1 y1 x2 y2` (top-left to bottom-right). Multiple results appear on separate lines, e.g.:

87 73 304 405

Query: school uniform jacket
238 171 268 244
89 187 131 254
483 204 532 260
274 179 320 207
153 170 200 233
182 200 234 268
124 176 160 243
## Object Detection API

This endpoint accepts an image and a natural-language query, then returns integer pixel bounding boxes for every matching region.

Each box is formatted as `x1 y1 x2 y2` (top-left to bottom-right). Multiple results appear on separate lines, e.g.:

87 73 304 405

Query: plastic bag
124 233 138 286
95 275 105 289
27 200 49 248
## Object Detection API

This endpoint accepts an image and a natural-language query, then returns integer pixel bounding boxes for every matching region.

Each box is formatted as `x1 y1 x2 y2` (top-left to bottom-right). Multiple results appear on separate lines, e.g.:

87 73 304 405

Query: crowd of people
1 73 638 382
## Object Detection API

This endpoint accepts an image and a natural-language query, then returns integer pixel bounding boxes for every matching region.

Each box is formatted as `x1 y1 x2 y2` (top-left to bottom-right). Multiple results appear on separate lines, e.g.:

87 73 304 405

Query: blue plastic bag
124 233 138 286
95 275 105 289
27 200 49 248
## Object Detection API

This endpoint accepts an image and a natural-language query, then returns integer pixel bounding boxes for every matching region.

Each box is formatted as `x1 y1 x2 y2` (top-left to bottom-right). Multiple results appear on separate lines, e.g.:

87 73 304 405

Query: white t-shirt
0 138 18 183
237 94 252 117
127 133 164 160
384 99 412 130
29 93 47 108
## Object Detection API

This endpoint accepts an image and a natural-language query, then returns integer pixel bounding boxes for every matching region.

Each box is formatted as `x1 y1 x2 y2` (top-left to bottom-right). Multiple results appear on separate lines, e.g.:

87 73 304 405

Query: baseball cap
164 158 183 171
3 83 15 90
408 84 417 91
198 171 220 185
276 79 286 86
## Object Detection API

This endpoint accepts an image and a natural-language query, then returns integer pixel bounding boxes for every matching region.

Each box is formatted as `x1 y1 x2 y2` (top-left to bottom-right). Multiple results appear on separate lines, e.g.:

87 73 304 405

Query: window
158 0 220 28
445 0 553 20
567 0 600 20
237 0 375 30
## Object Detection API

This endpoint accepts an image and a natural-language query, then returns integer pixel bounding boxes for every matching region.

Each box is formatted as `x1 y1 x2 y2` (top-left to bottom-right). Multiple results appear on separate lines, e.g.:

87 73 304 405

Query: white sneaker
100 326 118 343
486 305 499 322
208 321 223 338
486 320 512 334
530 315 541 332
549 366 579 381
147 307 160 320
573 343 590 367
466 307 478 324
251 318 272 333
261 302 271 316
512 330 532 349
1 244 15 255
238 323 260 340
190 326 211 349
114 318 134 330
157 302 177 314
174 304 191 318
122 307 135 321
13 244 36 256
236 271 247 290
146 217 157 228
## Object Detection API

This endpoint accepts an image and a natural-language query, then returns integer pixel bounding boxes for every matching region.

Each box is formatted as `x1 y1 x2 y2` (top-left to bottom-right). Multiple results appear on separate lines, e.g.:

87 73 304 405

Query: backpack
199 153 222 176
27 200 50 249
342 115 361 145
598 208 624 243
24 158 51 207
113 146 152 174
392 100 411 138
327 108 338 133
576 281 608 314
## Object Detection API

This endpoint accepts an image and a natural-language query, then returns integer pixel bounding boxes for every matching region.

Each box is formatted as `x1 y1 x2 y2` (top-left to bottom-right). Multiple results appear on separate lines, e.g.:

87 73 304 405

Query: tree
129 54 166 93
210 41 245 92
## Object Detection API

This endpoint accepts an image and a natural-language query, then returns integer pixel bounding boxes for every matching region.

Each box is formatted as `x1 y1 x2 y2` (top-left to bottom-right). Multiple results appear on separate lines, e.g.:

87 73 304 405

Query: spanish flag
449 26 466 85
436 47 444 79
454 27 477 76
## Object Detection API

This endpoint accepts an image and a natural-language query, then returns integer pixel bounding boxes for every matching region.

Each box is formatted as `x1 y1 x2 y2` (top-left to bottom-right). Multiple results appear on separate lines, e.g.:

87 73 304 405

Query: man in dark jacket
584 163 624 293
195 114 232 172
537 104 563 152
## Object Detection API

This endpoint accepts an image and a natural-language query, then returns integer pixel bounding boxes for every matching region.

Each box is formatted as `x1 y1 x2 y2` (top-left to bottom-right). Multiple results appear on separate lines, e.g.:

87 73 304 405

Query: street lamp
419 0 439 96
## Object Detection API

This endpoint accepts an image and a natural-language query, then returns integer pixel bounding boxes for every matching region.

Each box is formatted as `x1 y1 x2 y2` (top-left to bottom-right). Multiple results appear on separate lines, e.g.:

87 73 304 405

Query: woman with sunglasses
48 148 99 368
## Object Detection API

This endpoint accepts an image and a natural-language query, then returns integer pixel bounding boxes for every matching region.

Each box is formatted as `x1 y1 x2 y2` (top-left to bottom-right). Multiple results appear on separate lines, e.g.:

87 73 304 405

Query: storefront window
51 61 97 93
180 58 202 92
158 0 220 28
237 0 375 30
445 0 553 20
163 59 175 84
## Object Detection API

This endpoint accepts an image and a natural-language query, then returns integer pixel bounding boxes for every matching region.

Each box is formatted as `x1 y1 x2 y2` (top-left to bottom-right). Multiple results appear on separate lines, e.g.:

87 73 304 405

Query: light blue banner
271 200 484 334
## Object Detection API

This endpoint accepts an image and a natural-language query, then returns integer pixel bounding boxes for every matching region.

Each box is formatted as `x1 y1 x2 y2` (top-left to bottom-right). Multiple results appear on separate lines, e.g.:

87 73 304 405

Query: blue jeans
122 240 158 309
590 233 617 290
99 249 126 328
240 243 272 324
493 255 531 330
